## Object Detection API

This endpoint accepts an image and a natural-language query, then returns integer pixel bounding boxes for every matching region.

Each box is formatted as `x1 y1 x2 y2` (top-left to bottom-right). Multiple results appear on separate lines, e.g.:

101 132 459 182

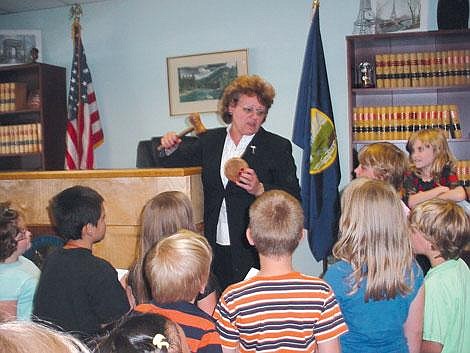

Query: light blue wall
0 0 439 275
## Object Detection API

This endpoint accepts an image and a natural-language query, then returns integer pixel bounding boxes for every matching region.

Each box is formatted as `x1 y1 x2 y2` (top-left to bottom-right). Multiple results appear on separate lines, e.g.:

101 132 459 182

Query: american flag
65 22 104 169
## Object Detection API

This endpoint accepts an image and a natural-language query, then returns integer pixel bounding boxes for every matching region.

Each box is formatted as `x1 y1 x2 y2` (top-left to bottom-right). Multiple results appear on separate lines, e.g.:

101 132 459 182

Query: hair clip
152 333 170 349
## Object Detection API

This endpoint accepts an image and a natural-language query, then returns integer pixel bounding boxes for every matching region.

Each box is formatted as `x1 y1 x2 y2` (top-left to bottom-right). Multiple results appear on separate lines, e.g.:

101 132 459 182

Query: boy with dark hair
134 229 222 353
33 185 130 340
409 199 470 353
213 190 347 353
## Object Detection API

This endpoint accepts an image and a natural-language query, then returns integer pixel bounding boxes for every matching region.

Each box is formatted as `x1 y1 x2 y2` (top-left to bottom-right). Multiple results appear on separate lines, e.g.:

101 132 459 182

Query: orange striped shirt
213 272 347 353
135 301 222 353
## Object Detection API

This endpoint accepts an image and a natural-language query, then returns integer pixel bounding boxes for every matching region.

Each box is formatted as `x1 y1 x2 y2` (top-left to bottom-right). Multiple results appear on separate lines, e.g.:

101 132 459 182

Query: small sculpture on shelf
28 47 39 64
359 61 374 88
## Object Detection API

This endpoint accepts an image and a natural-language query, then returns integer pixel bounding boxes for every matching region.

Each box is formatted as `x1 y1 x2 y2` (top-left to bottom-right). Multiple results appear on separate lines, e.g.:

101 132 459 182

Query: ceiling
0 0 111 15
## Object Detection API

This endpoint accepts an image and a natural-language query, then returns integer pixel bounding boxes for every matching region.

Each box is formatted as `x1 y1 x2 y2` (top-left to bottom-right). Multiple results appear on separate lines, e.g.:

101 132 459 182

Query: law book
0 84 5 112
410 52 420 87
363 106 371 140
442 51 452 86
389 53 398 88
392 106 401 140
382 54 391 89
417 52 426 87
395 53 404 88
402 52 411 87
0 125 5 154
36 123 43 152
375 54 384 88
455 50 466 85
465 49 470 84
449 104 462 139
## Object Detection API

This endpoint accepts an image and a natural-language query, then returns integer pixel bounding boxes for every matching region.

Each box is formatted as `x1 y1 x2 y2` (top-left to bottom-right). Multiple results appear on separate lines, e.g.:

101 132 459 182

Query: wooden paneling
0 168 203 269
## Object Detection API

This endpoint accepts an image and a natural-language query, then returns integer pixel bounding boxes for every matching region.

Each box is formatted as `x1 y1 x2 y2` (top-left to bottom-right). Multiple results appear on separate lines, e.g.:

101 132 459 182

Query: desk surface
0 167 202 180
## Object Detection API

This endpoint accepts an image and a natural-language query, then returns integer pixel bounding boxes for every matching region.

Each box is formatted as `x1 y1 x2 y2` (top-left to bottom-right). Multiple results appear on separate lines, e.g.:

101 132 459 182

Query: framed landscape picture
0 30 42 66
167 49 248 116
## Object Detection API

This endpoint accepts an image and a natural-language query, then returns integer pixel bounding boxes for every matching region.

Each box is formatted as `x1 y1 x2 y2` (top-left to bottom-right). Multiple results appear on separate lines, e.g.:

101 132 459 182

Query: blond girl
127 191 219 315
404 128 466 208
324 179 424 353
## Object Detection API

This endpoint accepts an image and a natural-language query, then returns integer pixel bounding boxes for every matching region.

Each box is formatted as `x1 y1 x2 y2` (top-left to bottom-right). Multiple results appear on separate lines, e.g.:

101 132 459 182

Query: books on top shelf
0 123 42 155
352 104 462 141
0 82 28 112
374 50 470 89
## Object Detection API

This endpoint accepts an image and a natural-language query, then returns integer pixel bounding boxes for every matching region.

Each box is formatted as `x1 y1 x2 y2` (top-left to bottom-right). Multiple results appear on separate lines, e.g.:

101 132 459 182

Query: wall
0 0 440 275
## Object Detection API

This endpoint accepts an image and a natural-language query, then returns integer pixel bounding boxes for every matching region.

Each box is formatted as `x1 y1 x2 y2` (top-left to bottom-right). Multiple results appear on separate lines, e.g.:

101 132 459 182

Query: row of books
0 82 27 112
456 160 470 188
352 104 462 141
0 123 43 155
375 50 470 89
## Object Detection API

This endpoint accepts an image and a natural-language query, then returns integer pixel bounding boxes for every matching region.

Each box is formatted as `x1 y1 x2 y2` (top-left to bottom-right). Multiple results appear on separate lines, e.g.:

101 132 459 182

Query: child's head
50 185 104 241
0 203 31 262
406 128 456 177
334 178 413 301
0 320 91 353
144 230 212 304
248 190 304 257
409 199 470 261
355 142 407 191
140 191 196 257
95 313 189 353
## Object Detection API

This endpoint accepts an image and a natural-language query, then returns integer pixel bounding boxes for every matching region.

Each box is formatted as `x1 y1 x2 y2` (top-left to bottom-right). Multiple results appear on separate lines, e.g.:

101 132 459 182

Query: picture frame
374 0 427 34
167 49 248 116
0 30 42 66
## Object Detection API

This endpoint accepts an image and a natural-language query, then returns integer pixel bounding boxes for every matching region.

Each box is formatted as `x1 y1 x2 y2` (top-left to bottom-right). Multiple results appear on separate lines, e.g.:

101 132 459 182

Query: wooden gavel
157 113 206 151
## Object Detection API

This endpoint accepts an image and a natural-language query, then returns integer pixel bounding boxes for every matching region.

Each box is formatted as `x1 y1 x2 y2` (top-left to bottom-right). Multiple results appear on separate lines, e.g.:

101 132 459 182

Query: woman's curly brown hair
218 75 275 124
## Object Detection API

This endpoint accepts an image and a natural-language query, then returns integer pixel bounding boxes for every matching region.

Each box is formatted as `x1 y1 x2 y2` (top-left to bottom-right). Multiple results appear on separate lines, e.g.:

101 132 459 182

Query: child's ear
246 228 255 246
301 229 306 241
82 223 94 239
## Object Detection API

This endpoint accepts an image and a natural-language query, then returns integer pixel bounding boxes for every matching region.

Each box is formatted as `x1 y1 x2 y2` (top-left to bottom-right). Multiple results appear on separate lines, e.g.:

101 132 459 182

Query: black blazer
160 127 301 282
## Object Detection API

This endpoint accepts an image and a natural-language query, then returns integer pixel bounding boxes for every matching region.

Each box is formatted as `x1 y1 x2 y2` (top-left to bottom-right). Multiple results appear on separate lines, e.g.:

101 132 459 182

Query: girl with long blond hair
324 178 424 353
404 128 466 208
127 191 219 315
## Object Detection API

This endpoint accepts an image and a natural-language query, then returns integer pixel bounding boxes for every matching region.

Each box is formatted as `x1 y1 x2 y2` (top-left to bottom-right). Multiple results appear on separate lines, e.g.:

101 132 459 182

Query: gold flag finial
69 4 82 22
312 0 319 10
70 4 82 40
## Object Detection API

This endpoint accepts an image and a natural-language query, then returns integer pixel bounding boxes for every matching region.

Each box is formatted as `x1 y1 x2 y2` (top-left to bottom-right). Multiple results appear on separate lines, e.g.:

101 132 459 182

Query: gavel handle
177 126 195 138
156 126 195 151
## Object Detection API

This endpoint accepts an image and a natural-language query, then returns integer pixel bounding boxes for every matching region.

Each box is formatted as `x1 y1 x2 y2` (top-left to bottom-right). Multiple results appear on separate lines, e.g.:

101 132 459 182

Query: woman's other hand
237 167 264 196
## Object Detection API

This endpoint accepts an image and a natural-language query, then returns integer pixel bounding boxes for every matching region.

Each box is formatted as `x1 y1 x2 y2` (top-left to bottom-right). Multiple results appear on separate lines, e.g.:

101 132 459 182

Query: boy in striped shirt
213 190 347 353
135 230 222 353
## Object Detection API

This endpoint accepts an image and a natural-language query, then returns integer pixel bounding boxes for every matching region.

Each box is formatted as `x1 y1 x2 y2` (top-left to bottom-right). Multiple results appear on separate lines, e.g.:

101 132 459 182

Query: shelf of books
0 63 66 171
347 29 470 176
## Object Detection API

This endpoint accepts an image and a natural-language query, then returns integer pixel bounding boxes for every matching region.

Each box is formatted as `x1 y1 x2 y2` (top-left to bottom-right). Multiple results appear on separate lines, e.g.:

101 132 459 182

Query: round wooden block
224 157 248 183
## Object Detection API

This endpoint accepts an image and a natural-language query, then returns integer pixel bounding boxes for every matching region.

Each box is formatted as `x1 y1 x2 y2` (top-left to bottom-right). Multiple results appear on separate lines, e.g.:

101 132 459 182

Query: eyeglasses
241 106 267 118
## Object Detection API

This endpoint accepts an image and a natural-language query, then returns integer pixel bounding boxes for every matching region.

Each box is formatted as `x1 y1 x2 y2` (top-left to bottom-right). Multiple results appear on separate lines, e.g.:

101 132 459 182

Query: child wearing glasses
0 202 40 321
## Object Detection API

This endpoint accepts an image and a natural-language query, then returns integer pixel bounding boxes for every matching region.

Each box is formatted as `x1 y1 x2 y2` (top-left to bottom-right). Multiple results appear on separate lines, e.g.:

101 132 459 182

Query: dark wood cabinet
346 29 470 176
0 63 66 171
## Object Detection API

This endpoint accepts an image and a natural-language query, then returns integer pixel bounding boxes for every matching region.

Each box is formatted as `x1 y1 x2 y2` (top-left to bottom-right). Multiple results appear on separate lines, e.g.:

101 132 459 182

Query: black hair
0 221 20 261
94 312 181 353
0 202 20 261
50 186 104 240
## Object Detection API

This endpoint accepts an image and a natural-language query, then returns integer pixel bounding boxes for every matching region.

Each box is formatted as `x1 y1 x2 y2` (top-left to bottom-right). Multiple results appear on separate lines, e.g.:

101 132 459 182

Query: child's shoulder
223 272 333 299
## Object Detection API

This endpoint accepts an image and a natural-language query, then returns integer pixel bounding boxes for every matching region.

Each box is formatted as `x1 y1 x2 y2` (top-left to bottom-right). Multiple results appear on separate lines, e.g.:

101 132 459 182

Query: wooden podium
0 168 203 269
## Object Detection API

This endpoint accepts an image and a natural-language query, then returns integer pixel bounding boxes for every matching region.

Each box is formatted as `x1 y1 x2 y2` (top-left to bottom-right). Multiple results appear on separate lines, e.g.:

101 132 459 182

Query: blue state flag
292 3 341 261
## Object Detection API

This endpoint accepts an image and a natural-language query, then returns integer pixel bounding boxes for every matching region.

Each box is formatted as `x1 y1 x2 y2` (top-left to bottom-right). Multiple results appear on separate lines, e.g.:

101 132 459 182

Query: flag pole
70 4 84 164
312 0 329 276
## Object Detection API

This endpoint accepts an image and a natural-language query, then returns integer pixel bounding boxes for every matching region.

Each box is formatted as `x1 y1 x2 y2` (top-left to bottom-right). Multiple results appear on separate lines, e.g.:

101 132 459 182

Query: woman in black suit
160 75 301 289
